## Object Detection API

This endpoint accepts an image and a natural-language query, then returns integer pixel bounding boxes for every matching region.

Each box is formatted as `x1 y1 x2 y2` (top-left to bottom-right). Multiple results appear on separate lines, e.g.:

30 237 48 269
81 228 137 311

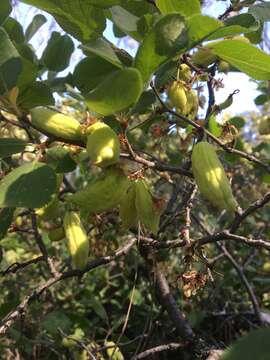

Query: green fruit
168 81 187 113
191 142 237 211
135 179 161 235
218 60 231 73
86 121 120 168
48 227 65 242
105 341 124 360
62 328 85 348
119 182 138 229
74 350 88 360
258 117 270 135
178 64 192 82
30 107 82 141
63 211 89 270
69 168 130 213
184 90 199 119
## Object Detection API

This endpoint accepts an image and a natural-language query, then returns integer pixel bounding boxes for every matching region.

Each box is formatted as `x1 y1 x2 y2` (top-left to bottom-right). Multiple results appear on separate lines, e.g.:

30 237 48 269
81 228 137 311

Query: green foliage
0 138 27 158
42 32 74 72
21 0 106 42
0 27 22 94
221 327 270 360
0 162 57 208
0 207 14 239
85 67 143 115
0 0 11 25
135 13 188 83
211 40 270 80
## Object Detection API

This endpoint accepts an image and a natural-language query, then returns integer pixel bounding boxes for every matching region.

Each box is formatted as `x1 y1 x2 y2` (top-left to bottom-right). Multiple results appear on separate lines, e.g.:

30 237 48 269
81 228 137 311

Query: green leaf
0 27 22 94
211 40 270 80
17 81 54 109
254 94 268 106
186 14 221 47
46 146 77 173
25 14 47 42
245 21 263 44
109 6 141 41
249 2 270 22
0 162 57 208
0 207 14 240
0 0 11 26
17 56 38 89
156 0 201 17
87 0 122 7
154 59 177 88
73 55 118 93
119 0 153 18
221 328 270 360
228 116 245 129
88 296 108 322
207 14 259 41
42 310 72 336
42 32 74 72
131 90 156 114
3 17 24 43
261 173 270 184
85 67 143 116
135 14 188 83
208 116 222 137
81 37 128 68
0 138 27 159
21 0 106 42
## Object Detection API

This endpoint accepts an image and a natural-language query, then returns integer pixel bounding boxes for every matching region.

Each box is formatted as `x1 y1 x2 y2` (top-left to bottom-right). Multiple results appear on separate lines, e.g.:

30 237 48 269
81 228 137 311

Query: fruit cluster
167 64 199 124
31 107 163 269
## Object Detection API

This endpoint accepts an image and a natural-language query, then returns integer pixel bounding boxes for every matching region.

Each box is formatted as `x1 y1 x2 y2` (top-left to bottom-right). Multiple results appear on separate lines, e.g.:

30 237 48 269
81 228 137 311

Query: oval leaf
0 207 14 240
73 55 118 93
42 32 74 72
221 327 270 360
0 138 27 159
156 0 201 17
85 67 143 116
211 40 270 80
135 13 188 83
0 162 57 208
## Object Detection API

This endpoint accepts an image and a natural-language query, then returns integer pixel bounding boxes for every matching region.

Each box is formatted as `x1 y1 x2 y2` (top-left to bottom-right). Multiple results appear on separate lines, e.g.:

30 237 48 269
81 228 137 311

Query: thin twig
217 243 263 325
192 214 263 324
150 83 270 173
1 256 45 276
131 342 183 360
31 212 59 277
195 231 270 251
121 152 192 178
0 237 137 335
230 192 270 233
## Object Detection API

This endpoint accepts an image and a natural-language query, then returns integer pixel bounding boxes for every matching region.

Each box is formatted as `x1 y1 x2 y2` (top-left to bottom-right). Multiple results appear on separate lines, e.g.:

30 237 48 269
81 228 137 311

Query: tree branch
154 267 195 340
192 215 263 324
196 230 270 251
150 83 270 173
131 342 183 360
230 192 270 233
0 237 137 335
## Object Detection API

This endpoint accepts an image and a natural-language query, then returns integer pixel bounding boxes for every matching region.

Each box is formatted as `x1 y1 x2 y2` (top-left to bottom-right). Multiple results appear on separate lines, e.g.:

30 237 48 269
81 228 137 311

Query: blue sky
12 1 260 115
